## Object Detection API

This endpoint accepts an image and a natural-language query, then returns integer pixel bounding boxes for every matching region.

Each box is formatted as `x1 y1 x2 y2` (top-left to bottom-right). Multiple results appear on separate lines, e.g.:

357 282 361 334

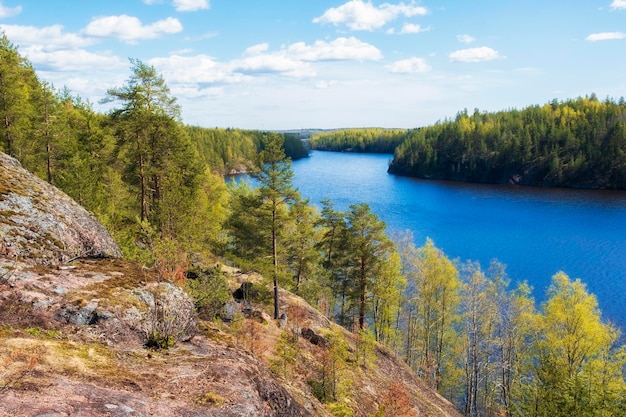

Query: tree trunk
272 207 279 320
358 257 366 330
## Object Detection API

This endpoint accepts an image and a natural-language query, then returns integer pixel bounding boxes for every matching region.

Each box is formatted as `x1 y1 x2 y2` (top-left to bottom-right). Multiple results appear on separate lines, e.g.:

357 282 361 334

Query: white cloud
22 45 125 71
244 43 270 56
449 46 503 62
0 2 21 18
400 23 424 34
457 34 475 44
586 31 626 41
232 54 315 78
610 0 626 10
1 24 96 50
150 54 245 85
313 0 427 31
150 37 381 88
84 15 183 43
173 0 209 12
386 57 431 73
142 0 209 11
285 37 383 61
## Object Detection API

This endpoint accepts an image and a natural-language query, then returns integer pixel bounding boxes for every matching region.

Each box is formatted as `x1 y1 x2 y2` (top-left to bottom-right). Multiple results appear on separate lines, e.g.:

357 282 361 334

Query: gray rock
0 152 122 265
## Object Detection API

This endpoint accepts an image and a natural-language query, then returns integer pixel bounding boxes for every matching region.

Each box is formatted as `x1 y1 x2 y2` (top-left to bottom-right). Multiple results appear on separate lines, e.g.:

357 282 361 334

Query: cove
291 151 626 330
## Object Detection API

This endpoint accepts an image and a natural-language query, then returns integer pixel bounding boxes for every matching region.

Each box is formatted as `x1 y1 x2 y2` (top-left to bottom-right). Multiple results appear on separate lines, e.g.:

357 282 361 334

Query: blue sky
0 0 625 129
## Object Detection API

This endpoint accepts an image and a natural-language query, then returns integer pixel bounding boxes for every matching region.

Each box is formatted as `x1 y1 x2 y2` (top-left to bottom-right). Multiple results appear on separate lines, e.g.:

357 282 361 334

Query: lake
291 151 626 330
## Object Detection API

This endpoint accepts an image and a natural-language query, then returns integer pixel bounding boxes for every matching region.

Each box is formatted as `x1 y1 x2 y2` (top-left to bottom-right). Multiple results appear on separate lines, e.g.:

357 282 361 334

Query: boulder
0 152 122 264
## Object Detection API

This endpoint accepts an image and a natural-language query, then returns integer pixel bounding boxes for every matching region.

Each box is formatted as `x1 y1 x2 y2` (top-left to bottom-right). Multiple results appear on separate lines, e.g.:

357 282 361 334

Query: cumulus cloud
150 37 381 87
1 24 96 50
285 37 383 61
232 54 315 78
386 57 431 73
173 0 209 12
151 54 249 86
399 23 424 34
22 45 125 71
610 0 626 10
229 37 382 78
449 46 503 62
313 0 427 31
457 34 475 44
0 2 21 18
586 31 626 41
84 15 183 43
244 43 270 56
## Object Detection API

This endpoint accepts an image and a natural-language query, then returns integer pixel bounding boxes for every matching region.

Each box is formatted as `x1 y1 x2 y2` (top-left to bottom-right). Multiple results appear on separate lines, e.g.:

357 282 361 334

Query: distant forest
390 96 626 189
309 97 626 189
310 128 407 153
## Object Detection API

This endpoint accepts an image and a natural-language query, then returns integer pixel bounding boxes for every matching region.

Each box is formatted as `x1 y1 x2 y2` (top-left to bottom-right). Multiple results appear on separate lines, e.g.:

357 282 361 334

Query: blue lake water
291 151 626 330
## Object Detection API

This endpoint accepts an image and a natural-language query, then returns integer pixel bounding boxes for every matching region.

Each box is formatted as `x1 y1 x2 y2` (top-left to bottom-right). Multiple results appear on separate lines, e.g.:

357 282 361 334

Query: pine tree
103 59 201 243
252 132 299 319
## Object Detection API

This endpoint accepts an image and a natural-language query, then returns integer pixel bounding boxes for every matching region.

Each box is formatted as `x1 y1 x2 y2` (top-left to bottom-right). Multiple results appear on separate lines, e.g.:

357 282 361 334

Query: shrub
143 283 197 349
185 265 230 320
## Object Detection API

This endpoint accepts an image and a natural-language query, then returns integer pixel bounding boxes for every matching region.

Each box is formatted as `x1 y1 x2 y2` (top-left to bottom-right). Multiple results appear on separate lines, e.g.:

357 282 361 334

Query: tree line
2 31 626 416
309 127 407 153
307 97 626 190
390 96 626 189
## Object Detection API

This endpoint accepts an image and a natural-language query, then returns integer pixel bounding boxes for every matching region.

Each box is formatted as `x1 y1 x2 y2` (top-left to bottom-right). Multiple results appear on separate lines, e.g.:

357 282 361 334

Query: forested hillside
2 31 626 416
309 127 407 153
389 96 626 188
188 126 308 174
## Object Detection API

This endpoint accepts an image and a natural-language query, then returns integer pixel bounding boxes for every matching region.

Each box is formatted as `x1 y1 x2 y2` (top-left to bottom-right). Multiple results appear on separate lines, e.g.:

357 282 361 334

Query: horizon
1 0 625 130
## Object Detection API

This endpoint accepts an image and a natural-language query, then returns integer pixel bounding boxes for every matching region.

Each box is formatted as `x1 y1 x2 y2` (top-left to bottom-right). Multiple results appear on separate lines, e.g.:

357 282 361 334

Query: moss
23 327 61 340
196 391 226 407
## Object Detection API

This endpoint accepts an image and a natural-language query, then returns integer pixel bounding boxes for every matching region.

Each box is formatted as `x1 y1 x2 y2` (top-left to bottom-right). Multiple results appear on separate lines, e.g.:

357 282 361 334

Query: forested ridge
309 127 407 153
2 32 626 416
390 97 626 188
308 98 626 190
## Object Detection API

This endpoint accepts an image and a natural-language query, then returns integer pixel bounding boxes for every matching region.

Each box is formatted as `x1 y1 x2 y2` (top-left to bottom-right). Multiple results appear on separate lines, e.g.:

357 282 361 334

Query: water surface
291 151 626 329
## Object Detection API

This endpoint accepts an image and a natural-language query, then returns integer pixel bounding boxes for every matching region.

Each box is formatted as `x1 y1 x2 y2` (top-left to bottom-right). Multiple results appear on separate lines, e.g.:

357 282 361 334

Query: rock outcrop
0 152 122 264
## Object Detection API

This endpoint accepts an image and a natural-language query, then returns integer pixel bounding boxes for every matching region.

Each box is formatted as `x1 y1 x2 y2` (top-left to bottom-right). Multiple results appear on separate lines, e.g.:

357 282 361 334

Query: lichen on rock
0 152 122 264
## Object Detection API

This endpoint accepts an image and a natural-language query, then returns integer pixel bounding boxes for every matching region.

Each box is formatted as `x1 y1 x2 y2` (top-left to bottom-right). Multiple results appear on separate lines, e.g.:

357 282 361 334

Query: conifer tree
344 203 394 330
103 59 201 242
252 132 299 319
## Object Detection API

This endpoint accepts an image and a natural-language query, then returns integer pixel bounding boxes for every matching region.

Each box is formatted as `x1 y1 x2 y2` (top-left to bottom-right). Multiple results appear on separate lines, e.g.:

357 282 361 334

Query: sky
0 0 625 130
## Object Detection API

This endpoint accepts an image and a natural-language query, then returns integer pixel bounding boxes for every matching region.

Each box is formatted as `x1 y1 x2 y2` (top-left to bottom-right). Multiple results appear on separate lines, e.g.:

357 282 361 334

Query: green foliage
270 329 300 378
185 266 231 320
282 133 309 159
524 272 626 417
400 237 461 391
310 128 407 153
327 402 355 417
311 328 351 403
251 132 300 319
186 125 260 174
143 285 197 350
285 198 324 292
186 126 308 174
355 328 376 369
390 96 626 189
